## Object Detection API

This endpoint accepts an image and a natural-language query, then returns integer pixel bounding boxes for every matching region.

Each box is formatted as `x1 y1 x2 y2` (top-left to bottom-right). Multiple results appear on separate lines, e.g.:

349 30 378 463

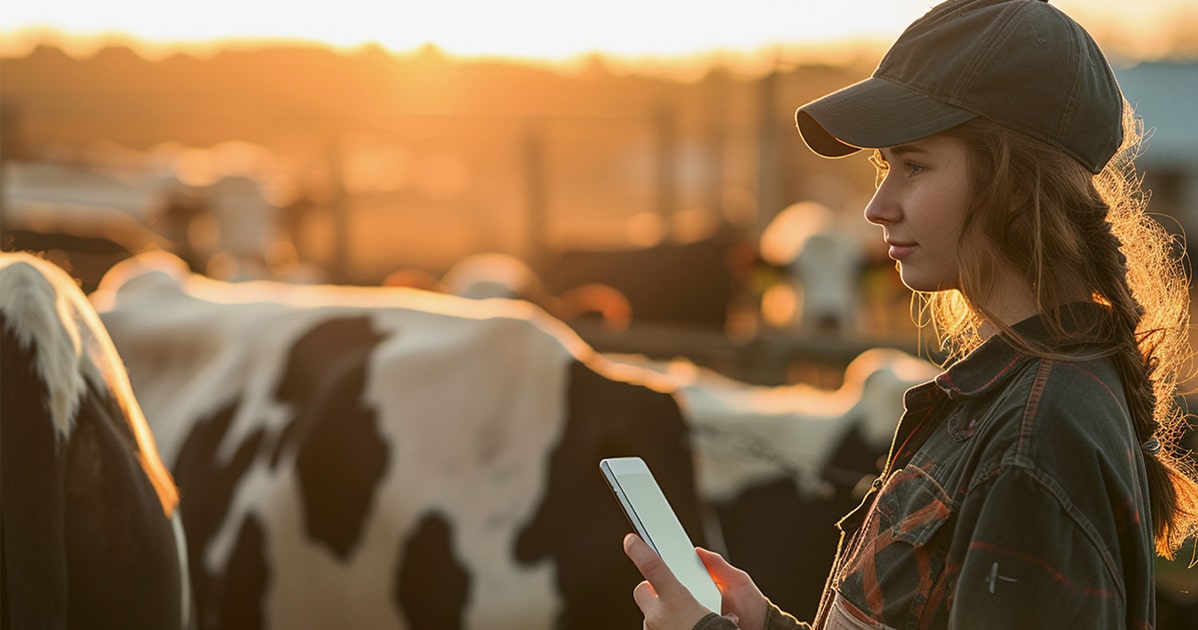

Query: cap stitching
874 75 984 121
1055 19 1083 157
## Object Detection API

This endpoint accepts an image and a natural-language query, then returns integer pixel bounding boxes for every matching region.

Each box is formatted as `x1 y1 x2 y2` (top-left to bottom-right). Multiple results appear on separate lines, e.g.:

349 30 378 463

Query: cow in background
537 220 755 330
1 160 176 294
0 252 192 630
91 251 697 630
757 201 868 334
385 251 632 332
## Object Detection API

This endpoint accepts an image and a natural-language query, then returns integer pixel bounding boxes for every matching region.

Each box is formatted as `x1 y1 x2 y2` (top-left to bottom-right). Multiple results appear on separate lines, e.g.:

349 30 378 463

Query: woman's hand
695 546 769 630
624 533 770 630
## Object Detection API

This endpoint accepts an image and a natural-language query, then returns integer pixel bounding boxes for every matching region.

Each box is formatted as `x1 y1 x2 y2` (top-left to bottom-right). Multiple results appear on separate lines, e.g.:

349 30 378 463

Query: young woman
622 1 1198 628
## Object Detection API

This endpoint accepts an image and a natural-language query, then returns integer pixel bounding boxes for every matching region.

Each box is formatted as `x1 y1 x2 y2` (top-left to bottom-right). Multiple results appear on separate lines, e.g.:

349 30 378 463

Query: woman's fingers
624 533 720 630
695 546 768 630
696 547 743 590
632 578 658 611
624 533 687 600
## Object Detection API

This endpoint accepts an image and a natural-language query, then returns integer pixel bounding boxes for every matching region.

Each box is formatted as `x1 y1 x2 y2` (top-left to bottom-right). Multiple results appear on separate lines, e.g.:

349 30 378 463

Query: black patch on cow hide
3 308 186 630
62 381 187 630
2 318 70 628
515 359 698 629
273 316 390 560
714 422 883 621
394 512 470 630
172 398 265 630
219 515 269 630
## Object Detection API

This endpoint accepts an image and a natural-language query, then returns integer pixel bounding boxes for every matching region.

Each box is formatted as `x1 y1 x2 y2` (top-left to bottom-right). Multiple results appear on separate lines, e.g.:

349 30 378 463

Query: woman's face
864 135 973 293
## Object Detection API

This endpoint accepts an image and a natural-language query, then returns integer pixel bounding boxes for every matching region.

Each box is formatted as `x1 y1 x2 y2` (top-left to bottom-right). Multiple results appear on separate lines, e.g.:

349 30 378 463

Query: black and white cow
91 251 937 629
757 201 869 333
91 251 704 630
0 252 192 630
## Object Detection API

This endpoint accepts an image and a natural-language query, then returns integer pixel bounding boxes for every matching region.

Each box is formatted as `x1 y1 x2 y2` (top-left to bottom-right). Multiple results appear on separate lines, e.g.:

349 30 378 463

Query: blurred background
2 0 1197 615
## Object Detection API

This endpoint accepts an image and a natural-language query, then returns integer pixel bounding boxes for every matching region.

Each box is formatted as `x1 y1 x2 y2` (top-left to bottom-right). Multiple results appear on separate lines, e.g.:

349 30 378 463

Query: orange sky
3 0 1195 73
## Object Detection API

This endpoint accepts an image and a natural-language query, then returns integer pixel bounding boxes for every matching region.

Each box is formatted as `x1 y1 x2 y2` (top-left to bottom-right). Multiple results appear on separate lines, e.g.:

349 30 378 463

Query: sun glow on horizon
2 0 1195 73
0 1 930 59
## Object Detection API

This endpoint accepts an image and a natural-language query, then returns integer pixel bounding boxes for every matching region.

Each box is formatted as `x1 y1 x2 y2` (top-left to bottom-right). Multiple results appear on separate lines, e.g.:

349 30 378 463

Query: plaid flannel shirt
819 304 1157 628
697 305 1158 630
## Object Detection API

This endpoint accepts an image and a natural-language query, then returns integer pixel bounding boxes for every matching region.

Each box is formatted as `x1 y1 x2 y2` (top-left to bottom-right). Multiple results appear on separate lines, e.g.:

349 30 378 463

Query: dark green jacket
700 305 1157 629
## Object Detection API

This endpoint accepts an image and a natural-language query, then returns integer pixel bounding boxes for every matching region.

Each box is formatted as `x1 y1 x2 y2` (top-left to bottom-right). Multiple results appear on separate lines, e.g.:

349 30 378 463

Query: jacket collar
932 302 1110 400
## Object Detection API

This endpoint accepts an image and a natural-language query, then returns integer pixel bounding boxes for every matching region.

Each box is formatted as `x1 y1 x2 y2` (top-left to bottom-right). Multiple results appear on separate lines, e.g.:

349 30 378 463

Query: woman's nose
864 183 899 226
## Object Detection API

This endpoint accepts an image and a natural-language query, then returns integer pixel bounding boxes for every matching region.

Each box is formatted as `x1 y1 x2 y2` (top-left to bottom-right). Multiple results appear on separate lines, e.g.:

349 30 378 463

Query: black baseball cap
795 0 1124 174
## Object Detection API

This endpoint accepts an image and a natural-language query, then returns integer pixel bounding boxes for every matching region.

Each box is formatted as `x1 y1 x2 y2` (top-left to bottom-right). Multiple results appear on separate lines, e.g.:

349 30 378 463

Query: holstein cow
92 250 940 629
90 250 701 630
0 252 192 630
757 201 868 334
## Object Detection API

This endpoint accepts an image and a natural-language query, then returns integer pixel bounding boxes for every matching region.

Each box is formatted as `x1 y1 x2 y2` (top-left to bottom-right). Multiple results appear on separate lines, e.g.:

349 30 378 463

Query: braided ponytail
932 107 1198 558
1095 110 1198 557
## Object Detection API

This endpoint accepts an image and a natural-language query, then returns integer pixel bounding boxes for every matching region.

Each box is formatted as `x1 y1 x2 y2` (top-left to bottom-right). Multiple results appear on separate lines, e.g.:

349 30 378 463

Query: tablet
600 456 722 613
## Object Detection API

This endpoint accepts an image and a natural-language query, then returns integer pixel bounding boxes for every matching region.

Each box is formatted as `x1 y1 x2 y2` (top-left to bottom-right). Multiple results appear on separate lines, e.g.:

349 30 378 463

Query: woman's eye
905 161 926 175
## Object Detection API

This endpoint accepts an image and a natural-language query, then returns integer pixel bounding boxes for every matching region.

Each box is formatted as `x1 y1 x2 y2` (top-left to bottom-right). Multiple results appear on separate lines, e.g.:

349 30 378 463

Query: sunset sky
3 0 1195 68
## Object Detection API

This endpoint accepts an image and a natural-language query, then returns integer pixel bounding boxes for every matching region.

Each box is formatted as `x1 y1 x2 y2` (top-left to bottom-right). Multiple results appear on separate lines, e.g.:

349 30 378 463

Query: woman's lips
888 243 917 260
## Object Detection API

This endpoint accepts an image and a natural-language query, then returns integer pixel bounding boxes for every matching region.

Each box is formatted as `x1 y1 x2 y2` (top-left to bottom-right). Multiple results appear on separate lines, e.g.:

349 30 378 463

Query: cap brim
796 76 978 158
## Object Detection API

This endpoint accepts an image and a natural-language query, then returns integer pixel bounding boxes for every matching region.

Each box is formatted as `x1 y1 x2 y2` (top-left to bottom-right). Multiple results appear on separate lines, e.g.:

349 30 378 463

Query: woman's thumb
696 547 740 585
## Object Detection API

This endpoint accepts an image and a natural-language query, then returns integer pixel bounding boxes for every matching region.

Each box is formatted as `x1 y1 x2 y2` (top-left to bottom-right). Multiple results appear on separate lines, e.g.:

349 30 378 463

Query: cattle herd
5 249 1191 629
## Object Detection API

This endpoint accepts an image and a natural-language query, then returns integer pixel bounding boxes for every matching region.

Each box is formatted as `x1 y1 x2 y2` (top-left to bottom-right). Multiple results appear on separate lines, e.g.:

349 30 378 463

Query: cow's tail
2 280 71 629
170 511 195 630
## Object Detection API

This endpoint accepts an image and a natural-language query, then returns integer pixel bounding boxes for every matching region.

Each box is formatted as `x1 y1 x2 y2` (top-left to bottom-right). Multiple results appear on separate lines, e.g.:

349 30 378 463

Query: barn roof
1115 61 1198 171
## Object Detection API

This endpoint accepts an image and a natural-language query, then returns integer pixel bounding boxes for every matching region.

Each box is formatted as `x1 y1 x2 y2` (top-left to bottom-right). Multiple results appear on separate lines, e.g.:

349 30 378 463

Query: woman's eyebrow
888 143 930 157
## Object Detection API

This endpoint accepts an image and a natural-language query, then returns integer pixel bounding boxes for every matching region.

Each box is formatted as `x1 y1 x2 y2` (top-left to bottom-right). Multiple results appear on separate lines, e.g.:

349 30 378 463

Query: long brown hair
916 105 1198 558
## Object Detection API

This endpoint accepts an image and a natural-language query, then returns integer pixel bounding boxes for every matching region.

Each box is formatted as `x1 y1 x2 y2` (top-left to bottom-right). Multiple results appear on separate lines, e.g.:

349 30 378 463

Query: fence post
0 101 19 251
704 69 728 219
756 69 781 235
327 137 350 283
655 102 678 237
523 122 547 267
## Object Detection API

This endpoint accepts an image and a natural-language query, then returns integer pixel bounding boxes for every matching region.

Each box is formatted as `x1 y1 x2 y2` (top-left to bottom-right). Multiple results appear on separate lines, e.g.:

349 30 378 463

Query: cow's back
95 251 702 630
0 252 190 630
